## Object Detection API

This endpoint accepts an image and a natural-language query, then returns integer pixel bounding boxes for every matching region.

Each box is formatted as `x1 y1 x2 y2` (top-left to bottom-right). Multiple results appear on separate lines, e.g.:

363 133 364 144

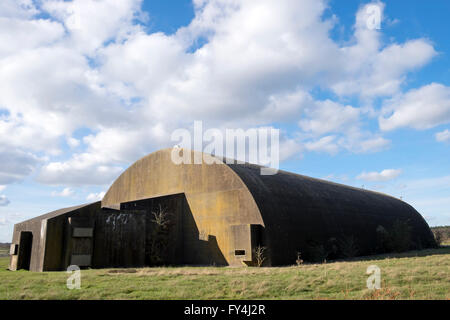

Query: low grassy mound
0 246 448 300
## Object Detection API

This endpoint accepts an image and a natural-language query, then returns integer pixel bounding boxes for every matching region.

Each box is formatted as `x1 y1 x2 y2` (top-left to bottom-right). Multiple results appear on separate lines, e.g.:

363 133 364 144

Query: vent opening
235 249 246 256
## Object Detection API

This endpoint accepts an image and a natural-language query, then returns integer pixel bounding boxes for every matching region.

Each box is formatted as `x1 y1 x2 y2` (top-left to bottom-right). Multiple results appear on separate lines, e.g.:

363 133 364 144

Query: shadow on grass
338 246 450 263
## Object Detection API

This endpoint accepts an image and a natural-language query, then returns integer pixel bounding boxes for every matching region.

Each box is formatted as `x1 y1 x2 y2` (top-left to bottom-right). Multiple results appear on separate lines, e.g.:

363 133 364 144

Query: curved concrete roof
227 162 436 264
102 148 264 265
102 148 436 265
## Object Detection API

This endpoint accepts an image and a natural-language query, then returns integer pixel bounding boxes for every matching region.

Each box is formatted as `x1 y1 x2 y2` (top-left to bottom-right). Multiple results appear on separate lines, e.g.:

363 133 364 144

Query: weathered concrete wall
9 202 101 271
120 194 184 265
9 218 46 271
102 149 264 266
47 202 100 271
119 193 228 266
92 208 146 268
228 163 437 264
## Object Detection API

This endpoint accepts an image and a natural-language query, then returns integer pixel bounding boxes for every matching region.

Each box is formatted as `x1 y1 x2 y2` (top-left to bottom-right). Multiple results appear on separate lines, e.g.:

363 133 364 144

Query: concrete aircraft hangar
9 149 436 271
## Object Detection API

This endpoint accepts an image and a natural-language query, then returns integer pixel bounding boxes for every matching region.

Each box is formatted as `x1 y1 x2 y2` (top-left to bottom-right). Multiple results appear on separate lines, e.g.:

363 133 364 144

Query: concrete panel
9 255 18 271
230 225 252 262
92 209 146 268
73 228 93 238
9 222 42 271
44 202 99 271
10 202 101 271
9 244 17 255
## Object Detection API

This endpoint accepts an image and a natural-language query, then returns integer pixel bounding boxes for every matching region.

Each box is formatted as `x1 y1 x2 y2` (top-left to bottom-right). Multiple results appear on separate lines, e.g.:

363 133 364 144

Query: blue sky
0 0 449 242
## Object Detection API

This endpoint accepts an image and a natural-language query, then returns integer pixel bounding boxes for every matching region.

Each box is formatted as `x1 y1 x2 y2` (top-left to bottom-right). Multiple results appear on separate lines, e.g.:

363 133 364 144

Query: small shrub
295 252 303 266
254 245 266 267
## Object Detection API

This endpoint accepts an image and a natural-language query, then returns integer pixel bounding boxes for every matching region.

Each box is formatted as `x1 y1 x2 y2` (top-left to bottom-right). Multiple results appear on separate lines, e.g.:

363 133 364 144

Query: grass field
0 245 9 258
0 246 448 300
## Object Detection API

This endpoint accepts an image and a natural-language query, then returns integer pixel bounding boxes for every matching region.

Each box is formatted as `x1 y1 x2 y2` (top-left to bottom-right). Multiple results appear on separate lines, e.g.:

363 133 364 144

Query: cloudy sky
0 0 449 242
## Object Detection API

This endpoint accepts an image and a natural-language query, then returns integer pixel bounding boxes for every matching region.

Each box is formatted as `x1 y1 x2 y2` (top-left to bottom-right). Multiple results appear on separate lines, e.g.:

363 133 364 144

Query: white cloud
304 136 340 155
0 0 38 19
299 100 360 136
258 89 311 123
0 0 442 186
86 191 105 202
357 168 402 182
51 187 74 197
41 0 145 54
278 138 302 161
0 18 65 59
298 98 390 154
0 46 131 150
0 195 10 206
37 153 123 186
357 136 390 153
330 3 436 98
0 186 5 192
333 39 436 98
67 137 80 148
302 131 390 155
379 83 450 131
435 129 450 143
0 147 42 184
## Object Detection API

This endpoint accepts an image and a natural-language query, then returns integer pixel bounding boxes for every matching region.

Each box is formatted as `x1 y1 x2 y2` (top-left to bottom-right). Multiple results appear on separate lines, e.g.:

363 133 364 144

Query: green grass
0 248 8 257
0 247 449 300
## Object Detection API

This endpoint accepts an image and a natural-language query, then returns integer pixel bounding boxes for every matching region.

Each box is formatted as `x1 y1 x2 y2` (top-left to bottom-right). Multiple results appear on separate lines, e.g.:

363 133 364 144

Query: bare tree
296 251 303 266
254 245 266 267
151 204 171 227
149 205 172 265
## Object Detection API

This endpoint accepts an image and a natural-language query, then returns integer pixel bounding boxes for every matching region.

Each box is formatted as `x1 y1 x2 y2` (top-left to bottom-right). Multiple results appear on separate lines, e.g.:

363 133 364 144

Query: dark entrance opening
18 231 33 270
